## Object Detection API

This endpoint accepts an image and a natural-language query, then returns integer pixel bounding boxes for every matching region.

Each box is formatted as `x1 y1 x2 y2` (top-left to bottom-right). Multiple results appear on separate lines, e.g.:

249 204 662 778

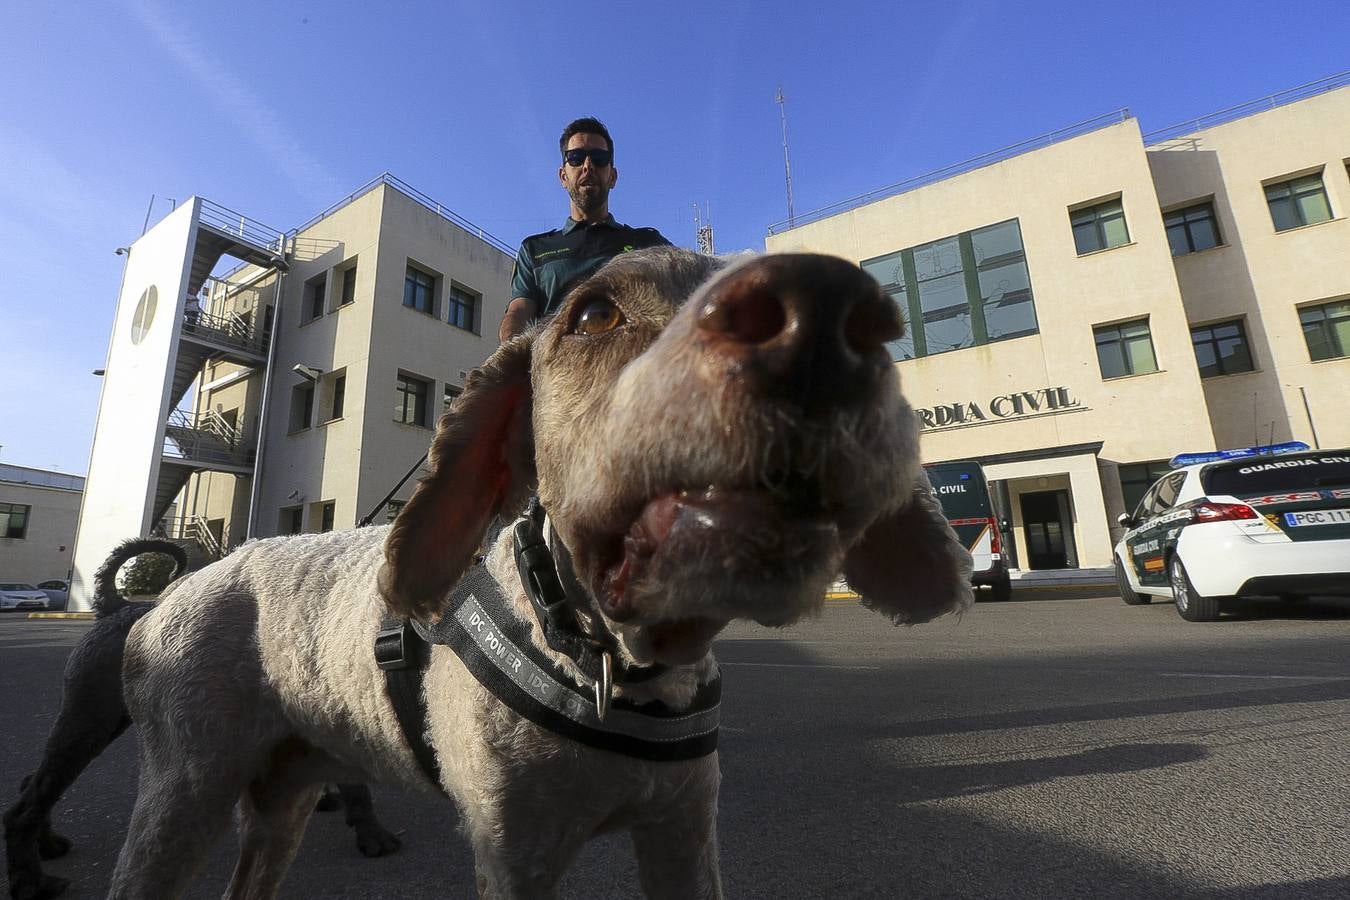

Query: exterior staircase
148 200 289 527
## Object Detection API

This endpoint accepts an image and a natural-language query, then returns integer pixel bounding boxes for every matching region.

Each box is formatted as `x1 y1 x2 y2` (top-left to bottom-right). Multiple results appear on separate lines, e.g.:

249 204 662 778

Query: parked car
37 580 69 610
0 583 54 611
1114 443 1350 621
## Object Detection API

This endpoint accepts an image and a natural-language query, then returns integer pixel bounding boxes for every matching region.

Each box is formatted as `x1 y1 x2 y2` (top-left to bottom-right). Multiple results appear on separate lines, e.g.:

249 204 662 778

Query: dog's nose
695 254 901 406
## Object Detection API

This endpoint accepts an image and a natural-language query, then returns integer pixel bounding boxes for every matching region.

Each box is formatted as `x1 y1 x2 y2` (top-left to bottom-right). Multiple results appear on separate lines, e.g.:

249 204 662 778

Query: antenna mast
693 202 715 255
776 86 795 227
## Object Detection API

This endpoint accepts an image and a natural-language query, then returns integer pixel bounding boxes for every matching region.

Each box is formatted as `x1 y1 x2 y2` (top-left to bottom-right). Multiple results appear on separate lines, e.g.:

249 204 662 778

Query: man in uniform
499 117 671 342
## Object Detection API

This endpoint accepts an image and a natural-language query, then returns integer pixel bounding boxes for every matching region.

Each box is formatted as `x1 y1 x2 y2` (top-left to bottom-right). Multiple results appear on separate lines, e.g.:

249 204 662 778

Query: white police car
1113 442 1350 621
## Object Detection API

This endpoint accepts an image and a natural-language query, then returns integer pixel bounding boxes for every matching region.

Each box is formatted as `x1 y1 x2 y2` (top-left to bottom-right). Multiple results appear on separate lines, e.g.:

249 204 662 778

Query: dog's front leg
631 809 723 900
631 759 723 900
464 790 608 900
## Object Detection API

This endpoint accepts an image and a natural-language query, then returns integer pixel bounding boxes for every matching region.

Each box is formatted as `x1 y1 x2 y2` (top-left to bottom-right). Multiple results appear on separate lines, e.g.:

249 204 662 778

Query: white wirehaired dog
109 247 972 899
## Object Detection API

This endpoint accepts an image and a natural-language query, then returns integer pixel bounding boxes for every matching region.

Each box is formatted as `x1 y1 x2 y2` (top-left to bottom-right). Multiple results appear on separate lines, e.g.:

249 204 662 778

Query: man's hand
499 297 537 343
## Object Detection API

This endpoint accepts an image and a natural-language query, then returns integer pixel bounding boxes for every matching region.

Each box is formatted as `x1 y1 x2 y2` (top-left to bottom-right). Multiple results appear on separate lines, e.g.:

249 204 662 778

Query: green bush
118 550 179 596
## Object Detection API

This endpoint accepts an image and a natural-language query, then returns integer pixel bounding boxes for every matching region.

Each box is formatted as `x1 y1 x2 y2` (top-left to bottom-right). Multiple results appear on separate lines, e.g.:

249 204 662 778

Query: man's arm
499 296 537 342
501 243 542 343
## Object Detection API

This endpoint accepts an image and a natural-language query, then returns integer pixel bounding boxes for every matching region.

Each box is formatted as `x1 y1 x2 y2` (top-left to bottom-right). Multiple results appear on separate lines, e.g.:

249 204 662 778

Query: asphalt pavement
2 590 1349 898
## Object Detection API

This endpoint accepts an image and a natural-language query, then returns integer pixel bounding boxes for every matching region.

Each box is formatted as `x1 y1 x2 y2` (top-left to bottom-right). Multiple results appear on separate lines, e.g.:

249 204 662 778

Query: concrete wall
355 186 513 526
246 184 514 537
0 470 82 583
1148 86 1350 451
70 200 199 607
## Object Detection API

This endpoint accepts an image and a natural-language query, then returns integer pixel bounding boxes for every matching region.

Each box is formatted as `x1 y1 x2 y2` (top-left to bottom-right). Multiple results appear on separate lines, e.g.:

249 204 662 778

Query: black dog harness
375 501 721 789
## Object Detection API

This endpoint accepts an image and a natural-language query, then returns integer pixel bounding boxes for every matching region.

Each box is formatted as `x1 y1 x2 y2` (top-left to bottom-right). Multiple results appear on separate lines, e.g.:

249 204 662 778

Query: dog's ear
842 469 974 625
379 333 536 621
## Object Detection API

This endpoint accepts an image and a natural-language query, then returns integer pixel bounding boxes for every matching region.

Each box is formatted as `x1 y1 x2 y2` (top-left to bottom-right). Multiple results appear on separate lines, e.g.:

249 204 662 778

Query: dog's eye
574 299 624 336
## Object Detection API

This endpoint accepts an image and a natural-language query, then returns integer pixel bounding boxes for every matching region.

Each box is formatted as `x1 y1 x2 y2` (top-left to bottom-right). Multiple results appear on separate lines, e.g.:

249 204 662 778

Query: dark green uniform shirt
511 216 672 317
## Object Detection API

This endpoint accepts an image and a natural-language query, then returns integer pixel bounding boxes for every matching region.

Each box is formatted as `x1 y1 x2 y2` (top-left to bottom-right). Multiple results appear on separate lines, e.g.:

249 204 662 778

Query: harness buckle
595 650 613 721
375 620 429 671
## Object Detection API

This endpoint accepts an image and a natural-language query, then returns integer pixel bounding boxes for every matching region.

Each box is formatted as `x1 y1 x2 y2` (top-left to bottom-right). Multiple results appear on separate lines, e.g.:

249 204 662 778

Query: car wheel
1115 558 1150 606
990 576 1012 603
1170 557 1221 622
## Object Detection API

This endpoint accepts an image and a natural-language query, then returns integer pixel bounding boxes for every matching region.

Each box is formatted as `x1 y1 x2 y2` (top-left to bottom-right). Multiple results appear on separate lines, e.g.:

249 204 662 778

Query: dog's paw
37 830 73 859
354 825 403 857
12 872 70 900
314 789 343 813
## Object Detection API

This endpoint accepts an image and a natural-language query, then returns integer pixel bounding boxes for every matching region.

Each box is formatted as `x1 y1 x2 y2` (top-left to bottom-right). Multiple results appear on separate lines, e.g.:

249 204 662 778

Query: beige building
180 177 515 552
69 176 514 607
766 76 1349 571
0 464 83 584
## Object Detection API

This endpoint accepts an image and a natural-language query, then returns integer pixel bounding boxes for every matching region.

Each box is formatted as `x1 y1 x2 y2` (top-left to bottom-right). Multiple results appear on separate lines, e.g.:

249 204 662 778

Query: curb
26 612 95 620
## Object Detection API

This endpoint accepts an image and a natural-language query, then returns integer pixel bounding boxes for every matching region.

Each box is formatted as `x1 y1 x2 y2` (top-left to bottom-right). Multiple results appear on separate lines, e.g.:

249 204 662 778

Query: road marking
720 662 880 671
1157 672 1343 681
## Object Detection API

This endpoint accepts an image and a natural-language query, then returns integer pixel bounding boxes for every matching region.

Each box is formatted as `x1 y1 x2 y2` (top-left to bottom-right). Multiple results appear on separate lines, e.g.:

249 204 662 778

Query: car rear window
925 463 993 519
1202 452 1350 495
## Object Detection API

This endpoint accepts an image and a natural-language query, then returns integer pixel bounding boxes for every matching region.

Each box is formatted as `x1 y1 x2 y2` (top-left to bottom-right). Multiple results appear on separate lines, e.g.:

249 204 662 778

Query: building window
859 249 915 360
323 372 346 422
305 273 326 321
280 506 303 535
1165 201 1222 255
289 382 315 431
1 502 30 539
1119 461 1172 519
404 263 438 315
971 219 1038 343
339 261 358 306
448 284 479 332
443 383 462 413
319 501 336 533
395 372 432 427
1191 320 1255 377
913 236 972 354
1094 319 1158 379
1265 173 1332 231
1071 198 1130 255
1299 299 1350 361
860 217 1038 361
385 499 406 523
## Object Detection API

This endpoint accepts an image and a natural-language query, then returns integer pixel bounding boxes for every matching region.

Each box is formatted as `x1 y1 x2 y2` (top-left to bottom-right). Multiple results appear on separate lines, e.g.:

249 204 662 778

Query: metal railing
158 515 227 559
163 409 254 467
198 198 286 255
1143 70 1350 146
289 173 516 256
181 308 263 354
767 108 1133 235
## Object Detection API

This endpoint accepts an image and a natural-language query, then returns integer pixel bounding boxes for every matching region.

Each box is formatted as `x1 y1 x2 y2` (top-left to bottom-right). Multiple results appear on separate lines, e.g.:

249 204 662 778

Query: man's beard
569 181 609 215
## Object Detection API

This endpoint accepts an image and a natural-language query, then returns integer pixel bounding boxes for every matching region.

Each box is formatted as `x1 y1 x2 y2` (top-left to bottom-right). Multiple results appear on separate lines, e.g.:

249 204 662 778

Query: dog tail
92 538 189 618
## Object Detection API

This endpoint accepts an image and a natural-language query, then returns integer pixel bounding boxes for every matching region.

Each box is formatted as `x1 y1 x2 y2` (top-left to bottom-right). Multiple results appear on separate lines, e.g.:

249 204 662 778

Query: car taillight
989 521 1002 553
1192 501 1258 522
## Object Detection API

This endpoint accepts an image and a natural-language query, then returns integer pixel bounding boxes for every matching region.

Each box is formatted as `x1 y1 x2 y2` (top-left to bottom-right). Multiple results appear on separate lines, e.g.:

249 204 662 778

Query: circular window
130 286 158 345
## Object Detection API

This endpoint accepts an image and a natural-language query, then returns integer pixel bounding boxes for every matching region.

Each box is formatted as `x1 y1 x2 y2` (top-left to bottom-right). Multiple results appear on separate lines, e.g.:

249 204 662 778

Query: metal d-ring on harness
374 497 720 788
511 497 659 719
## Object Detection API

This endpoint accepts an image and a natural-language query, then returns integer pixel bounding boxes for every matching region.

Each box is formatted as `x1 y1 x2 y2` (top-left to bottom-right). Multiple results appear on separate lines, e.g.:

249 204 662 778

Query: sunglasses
563 147 613 168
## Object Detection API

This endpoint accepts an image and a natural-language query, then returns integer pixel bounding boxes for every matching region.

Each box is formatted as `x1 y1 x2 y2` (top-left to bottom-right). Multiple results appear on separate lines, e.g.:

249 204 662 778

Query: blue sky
1 0 1347 474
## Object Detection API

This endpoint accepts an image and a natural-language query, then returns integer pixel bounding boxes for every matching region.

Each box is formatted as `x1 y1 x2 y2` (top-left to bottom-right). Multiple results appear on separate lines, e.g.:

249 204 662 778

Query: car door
1124 472 1187 588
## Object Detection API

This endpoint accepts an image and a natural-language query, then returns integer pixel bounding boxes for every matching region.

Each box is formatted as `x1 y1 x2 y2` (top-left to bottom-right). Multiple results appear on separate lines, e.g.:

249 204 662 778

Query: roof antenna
693 202 715 255
776 86 795 227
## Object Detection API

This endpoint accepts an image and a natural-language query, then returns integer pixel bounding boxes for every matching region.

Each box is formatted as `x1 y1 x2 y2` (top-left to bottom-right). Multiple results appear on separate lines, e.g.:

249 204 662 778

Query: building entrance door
1021 490 1070 569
